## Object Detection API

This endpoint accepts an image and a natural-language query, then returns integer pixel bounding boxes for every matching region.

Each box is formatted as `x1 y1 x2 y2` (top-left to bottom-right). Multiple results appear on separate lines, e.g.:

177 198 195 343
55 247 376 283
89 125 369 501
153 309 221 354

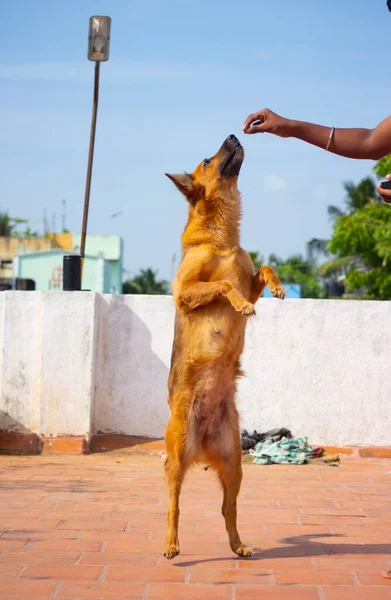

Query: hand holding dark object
377 174 391 204
243 108 293 137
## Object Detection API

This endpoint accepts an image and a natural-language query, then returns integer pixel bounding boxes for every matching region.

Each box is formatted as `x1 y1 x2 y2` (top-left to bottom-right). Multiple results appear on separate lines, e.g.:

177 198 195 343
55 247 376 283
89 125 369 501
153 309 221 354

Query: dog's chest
208 248 253 287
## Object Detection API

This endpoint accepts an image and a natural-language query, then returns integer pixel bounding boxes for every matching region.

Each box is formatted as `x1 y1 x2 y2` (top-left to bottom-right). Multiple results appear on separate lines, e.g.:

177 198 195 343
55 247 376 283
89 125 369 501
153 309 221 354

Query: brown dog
164 134 285 559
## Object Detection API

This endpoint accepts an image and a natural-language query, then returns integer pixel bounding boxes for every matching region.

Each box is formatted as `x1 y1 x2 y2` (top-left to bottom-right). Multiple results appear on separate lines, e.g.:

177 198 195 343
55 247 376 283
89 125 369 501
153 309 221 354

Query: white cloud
263 174 287 192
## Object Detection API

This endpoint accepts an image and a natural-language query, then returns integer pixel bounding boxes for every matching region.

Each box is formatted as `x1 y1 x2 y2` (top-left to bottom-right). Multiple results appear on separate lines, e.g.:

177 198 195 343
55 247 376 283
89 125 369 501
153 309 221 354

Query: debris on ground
241 428 340 466
241 428 292 450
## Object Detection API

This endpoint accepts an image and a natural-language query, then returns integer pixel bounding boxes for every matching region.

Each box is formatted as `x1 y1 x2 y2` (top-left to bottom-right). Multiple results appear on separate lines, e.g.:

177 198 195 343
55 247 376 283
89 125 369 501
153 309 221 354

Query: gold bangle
325 127 335 152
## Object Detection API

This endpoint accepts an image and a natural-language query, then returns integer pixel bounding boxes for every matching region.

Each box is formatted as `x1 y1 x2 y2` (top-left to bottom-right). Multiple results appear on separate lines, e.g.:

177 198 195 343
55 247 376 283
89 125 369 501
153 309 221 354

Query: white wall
0 291 390 447
92 294 173 439
0 292 95 437
238 299 391 447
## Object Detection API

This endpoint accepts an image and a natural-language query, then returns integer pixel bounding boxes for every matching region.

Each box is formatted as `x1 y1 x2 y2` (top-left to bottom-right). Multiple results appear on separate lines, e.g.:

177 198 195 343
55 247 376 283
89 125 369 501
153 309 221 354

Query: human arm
242 109 391 161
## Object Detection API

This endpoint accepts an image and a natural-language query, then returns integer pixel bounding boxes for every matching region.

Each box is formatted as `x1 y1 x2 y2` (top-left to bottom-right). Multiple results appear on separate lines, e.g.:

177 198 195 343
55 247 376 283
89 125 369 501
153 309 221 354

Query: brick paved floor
0 452 390 599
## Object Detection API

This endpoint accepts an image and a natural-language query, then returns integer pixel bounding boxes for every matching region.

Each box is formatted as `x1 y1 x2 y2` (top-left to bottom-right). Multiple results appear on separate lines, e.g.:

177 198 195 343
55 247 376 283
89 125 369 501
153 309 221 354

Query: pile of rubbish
241 428 340 466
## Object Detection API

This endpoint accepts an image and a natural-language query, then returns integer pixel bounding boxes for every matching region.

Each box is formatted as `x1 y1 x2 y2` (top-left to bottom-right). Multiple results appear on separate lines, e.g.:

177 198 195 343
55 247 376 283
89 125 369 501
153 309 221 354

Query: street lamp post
63 15 111 291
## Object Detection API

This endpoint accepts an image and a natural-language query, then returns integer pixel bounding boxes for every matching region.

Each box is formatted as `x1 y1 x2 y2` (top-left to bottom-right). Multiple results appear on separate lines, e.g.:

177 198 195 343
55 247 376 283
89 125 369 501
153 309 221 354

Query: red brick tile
0 579 58 596
274 568 354 585
0 597 51 600
170 555 236 569
0 451 390 600
314 556 391 570
77 530 150 542
1 529 78 540
0 539 28 551
0 563 23 578
56 581 144 598
147 583 231 599
105 539 229 555
27 539 102 552
300 507 364 516
80 552 158 566
300 515 367 525
239 511 300 525
236 587 319 600
0 432 42 454
262 524 333 537
322 587 391 600
279 498 337 508
359 447 391 458
21 565 103 580
107 566 185 582
43 510 111 521
239 552 317 568
356 570 391 585
0 519 60 531
0 510 43 519
0 551 80 565
189 567 270 584
42 435 88 454
58 519 128 531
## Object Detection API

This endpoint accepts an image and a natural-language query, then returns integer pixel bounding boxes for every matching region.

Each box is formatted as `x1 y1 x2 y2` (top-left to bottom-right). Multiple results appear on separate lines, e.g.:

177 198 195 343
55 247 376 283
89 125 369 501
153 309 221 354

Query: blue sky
2 0 390 281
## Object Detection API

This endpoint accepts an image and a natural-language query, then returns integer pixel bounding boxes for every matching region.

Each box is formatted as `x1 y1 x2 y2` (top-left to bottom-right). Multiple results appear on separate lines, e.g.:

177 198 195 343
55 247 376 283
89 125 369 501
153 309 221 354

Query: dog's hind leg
215 436 252 558
164 416 188 559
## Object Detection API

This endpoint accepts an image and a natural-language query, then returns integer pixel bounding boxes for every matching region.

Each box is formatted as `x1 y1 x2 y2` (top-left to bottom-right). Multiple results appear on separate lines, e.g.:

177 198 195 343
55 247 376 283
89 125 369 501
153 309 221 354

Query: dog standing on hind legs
164 134 285 559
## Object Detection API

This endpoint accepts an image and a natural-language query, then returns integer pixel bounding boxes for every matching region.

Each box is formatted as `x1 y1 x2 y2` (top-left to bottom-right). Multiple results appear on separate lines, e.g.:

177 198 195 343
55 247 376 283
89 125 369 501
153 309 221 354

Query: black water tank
63 255 82 291
0 278 35 291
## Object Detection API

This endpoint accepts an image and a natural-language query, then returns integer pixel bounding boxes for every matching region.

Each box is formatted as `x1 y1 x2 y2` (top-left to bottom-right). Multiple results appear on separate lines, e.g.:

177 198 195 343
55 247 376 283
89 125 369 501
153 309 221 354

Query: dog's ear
165 172 194 196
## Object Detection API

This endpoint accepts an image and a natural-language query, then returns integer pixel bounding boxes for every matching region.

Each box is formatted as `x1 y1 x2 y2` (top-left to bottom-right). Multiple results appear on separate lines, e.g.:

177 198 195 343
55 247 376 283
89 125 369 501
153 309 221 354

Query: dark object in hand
380 181 391 190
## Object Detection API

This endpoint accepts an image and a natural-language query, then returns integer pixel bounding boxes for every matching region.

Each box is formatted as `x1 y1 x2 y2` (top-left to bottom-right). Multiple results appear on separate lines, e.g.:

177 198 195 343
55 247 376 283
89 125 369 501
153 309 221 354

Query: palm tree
307 238 329 262
327 177 380 219
318 178 382 295
123 268 169 295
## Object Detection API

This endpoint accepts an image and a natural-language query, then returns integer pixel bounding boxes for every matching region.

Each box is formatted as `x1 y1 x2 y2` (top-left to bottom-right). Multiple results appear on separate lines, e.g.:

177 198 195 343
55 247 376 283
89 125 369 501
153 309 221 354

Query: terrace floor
0 451 390 599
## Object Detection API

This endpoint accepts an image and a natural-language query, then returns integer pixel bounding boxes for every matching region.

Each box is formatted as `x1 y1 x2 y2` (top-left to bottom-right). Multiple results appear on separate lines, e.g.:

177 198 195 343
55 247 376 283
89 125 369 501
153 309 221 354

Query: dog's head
165 134 244 205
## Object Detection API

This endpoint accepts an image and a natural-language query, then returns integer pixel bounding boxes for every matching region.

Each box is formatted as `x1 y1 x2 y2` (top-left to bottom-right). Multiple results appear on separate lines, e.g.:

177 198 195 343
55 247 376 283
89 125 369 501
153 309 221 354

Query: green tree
0 212 28 237
123 268 169 295
327 178 380 219
317 177 383 295
249 252 323 298
373 154 391 179
326 203 391 300
248 251 263 271
271 254 323 298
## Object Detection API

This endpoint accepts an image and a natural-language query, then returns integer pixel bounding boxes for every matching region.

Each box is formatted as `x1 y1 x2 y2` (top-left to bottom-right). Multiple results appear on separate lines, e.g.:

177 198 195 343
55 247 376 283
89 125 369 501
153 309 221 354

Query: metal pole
80 60 100 279
62 199 66 232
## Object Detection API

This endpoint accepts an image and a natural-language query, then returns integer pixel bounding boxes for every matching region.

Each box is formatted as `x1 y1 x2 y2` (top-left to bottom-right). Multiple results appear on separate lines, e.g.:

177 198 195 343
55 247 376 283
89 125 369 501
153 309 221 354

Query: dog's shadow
174 534 391 567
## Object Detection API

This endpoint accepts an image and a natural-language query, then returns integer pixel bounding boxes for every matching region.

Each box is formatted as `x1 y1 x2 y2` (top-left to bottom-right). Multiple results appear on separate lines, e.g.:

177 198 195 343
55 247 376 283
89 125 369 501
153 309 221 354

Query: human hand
376 174 391 204
242 108 293 137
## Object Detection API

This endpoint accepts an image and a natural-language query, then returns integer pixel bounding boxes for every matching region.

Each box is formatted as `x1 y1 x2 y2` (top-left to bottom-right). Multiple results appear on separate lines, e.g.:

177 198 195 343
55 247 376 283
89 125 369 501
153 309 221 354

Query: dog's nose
225 134 240 147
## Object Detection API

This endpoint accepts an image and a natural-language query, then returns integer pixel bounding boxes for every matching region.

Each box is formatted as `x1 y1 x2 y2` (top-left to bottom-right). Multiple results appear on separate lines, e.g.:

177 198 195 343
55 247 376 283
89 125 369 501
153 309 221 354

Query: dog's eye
203 158 211 168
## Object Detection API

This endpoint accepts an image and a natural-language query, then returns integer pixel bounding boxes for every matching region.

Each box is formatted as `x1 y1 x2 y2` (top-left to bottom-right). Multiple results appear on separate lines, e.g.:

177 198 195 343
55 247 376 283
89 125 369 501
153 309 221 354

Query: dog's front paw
236 301 256 316
271 285 285 300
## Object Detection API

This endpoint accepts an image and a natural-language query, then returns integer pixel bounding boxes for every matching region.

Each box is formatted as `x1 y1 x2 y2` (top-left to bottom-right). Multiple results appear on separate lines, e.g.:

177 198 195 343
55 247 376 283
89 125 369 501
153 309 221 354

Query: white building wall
0 292 390 447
